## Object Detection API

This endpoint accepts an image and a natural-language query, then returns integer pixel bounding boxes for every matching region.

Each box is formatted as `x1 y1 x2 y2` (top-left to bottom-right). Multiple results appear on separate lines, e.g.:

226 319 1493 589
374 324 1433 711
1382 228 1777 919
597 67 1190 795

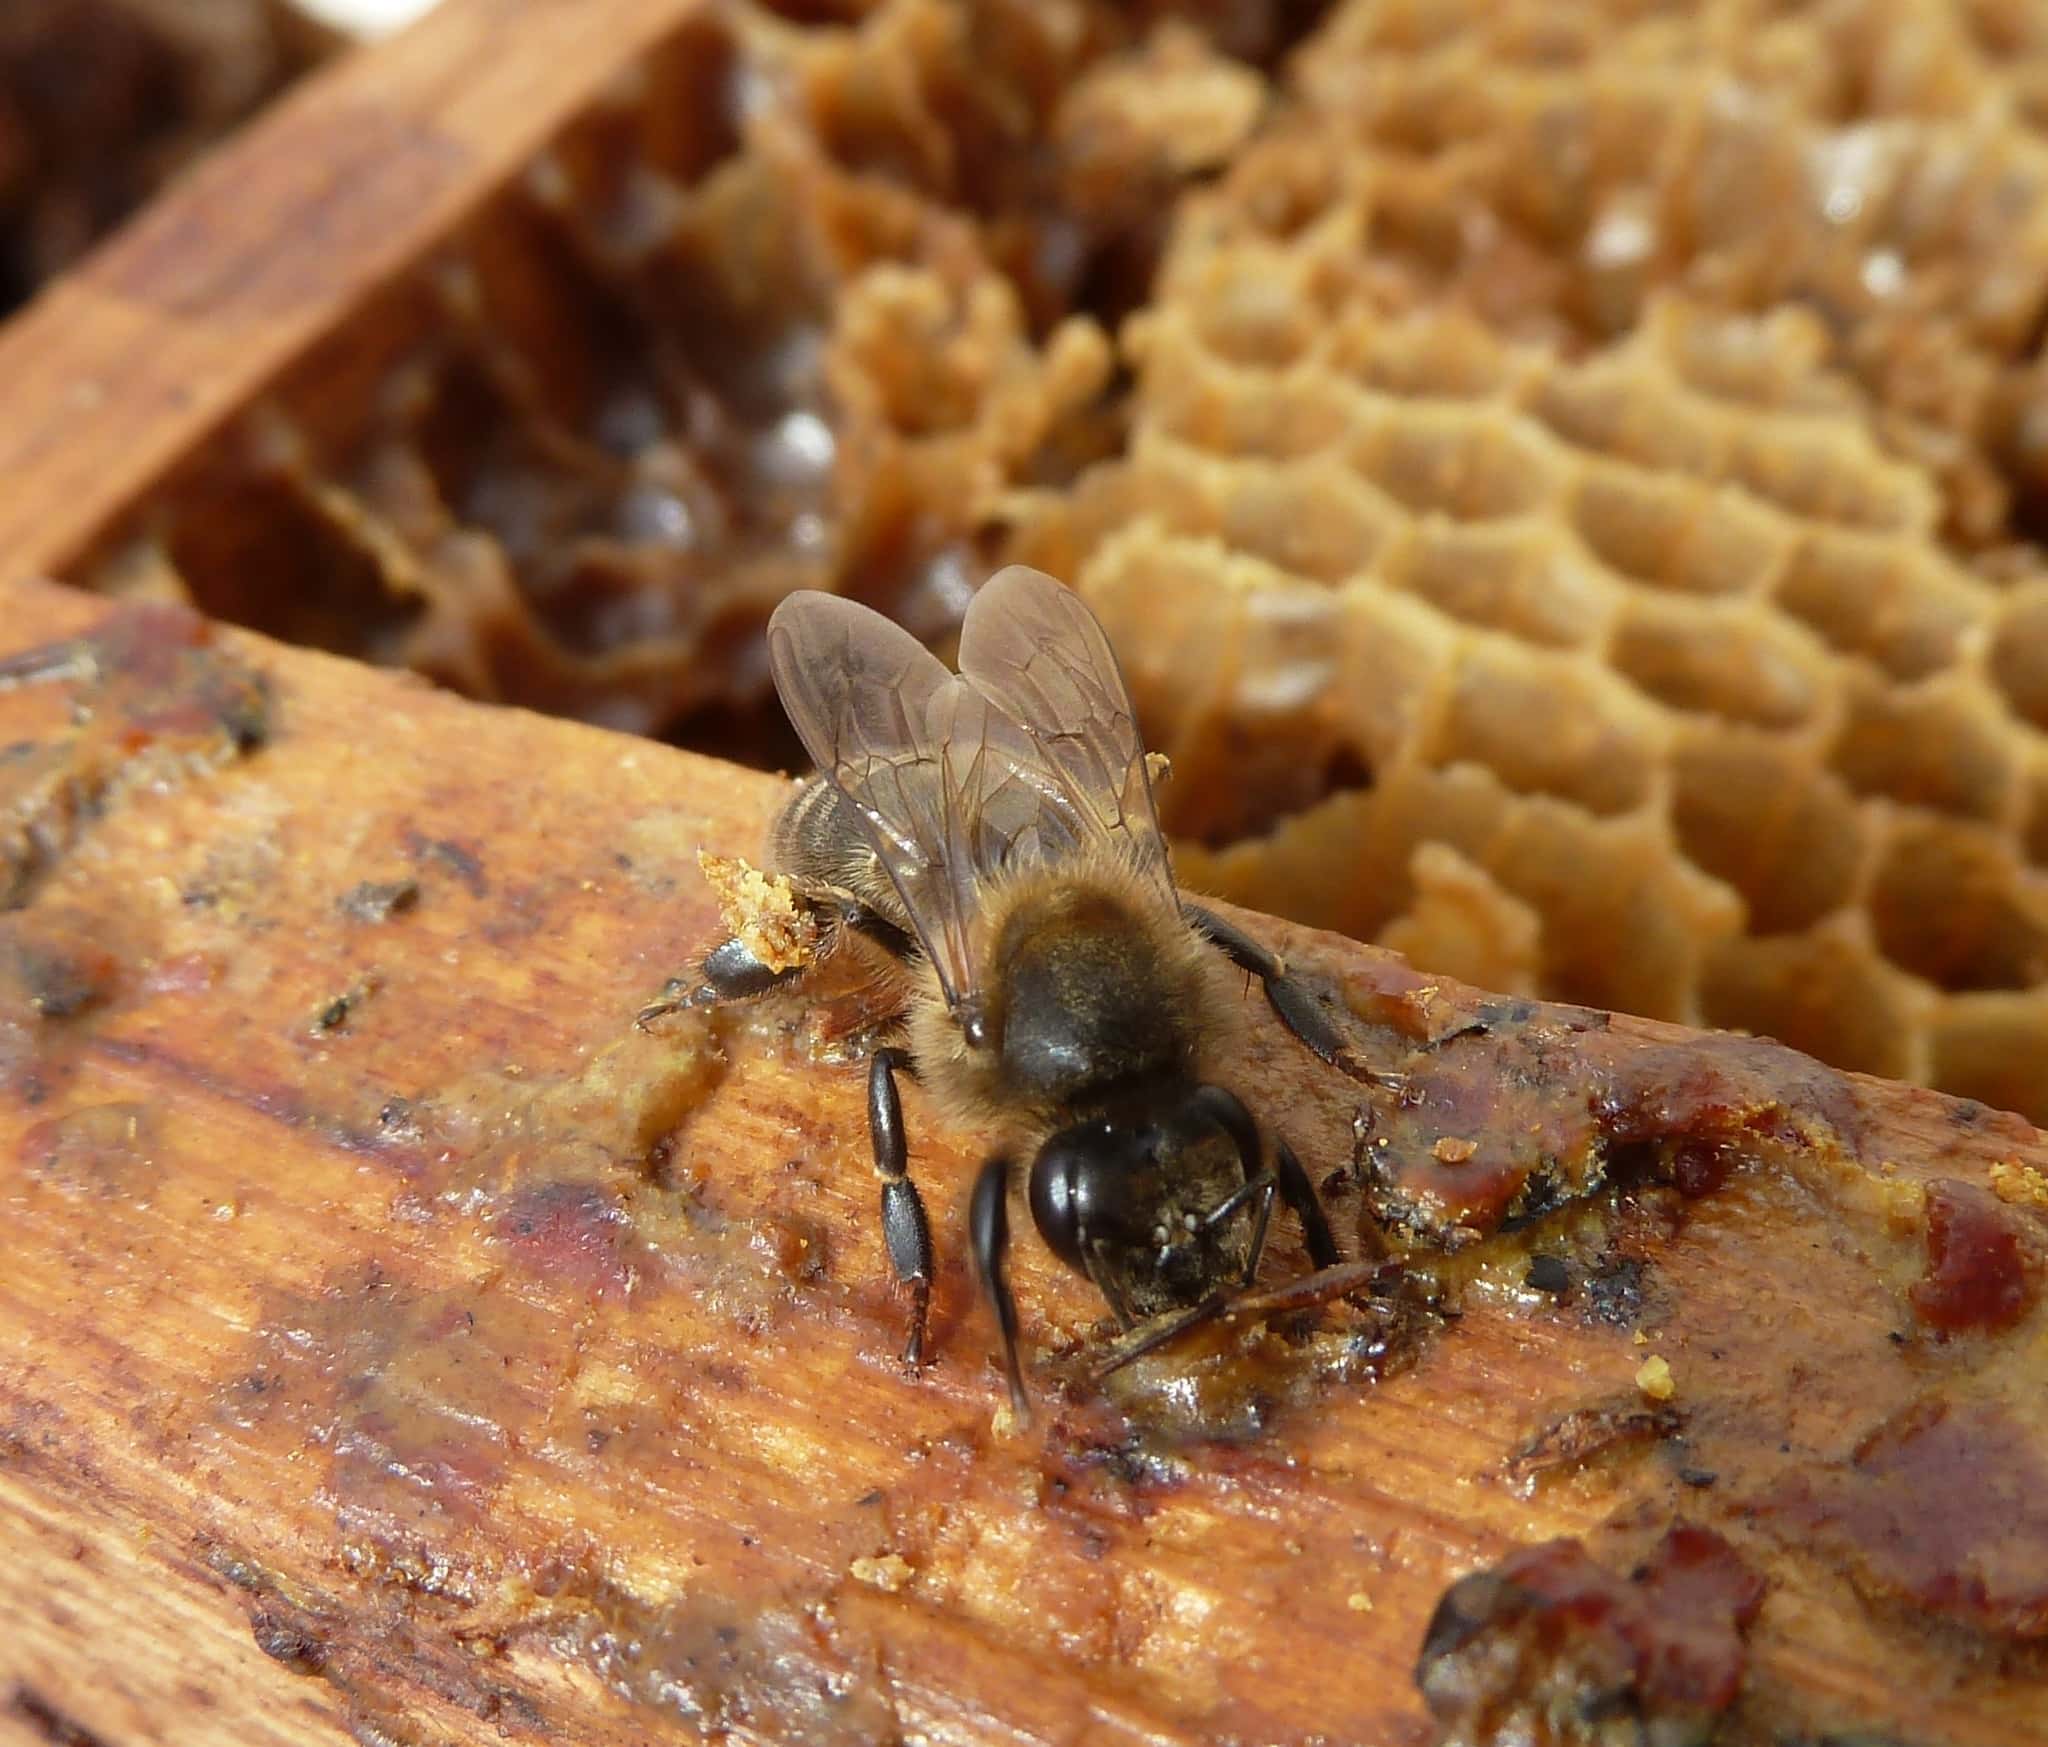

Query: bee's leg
1191 1165 1279 1287
634 936 806 1028
1185 904 1396 1083
1274 1139 1341 1270
868 1046 935 1370
1241 1176 1278 1287
1093 1287 1232 1379
841 903 915 962
0 637 94 693
637 891 913 1029
1189 1084 1274 1280
970 1156 1030 1419
1191 1084 1342 1273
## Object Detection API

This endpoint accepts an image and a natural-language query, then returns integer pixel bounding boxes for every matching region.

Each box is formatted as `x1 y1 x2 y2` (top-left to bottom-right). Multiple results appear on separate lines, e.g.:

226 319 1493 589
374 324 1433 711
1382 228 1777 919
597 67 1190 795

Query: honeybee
661 566 1362 1415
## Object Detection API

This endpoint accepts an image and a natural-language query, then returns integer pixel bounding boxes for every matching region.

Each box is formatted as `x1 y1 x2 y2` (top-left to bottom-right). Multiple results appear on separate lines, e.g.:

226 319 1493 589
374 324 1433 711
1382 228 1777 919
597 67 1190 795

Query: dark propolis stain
1908 1179 2038 1334
1348 987 1864 1251
490 1181 657 1304
216 1273 548 1571
1417 1526 1767 1745
0 601 269 910
1770 1395 2048 1639
339 878 420 923
402 831 487 897
6 1687 111 1747
2 917 118 1019
1583 1253 1648 1328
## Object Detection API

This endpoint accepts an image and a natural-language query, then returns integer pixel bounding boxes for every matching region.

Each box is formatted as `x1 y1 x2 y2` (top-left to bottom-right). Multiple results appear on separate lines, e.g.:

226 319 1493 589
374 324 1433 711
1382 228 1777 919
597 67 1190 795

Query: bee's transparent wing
955 565 1175 902
767 591 1036 1011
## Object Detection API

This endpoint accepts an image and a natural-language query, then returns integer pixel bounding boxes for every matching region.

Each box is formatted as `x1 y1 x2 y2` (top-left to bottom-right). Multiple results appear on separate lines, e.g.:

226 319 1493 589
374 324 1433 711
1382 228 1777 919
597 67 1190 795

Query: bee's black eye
1027 1143 1087 1268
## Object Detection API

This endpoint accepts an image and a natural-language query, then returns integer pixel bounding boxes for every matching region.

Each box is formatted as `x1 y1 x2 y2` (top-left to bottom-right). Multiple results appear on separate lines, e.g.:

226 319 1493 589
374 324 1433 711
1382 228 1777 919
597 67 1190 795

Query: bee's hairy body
779 773 1227 1123
911 860 1224 1127
667 568 1353 1414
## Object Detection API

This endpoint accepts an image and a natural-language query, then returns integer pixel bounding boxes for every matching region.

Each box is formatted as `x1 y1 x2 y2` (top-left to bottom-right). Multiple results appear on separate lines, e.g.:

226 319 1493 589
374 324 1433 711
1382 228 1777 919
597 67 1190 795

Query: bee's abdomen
770 775 904 924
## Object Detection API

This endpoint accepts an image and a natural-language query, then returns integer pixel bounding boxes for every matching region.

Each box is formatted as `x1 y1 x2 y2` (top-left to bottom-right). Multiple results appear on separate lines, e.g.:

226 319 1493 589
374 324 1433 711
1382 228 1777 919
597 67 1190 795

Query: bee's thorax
982 879 1199 1106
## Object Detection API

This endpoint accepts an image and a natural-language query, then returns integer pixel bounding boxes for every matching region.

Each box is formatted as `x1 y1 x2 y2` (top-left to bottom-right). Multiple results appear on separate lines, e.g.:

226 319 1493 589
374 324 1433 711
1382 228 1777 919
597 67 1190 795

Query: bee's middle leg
1187 905 1348 1064
868 1046 934 1370
1186 904 1403 1089
1273 1138 1340 1270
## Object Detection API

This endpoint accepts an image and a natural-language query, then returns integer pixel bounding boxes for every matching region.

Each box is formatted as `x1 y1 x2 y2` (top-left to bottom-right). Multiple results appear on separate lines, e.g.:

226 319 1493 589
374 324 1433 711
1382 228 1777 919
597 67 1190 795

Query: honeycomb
1008 0 2048 1120
83 0 1304 753
74 0 2048 1120
0 0 336 315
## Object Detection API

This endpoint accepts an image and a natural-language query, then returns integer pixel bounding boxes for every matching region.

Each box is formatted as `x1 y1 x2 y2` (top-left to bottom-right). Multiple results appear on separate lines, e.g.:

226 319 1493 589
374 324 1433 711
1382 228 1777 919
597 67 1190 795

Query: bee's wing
767 591 1035 1010
955 565 1175 902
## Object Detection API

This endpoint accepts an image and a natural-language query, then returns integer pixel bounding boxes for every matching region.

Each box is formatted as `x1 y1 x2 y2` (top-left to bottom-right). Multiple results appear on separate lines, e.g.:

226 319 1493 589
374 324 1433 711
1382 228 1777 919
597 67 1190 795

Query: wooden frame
2 2 2045 1741
0 0 702 582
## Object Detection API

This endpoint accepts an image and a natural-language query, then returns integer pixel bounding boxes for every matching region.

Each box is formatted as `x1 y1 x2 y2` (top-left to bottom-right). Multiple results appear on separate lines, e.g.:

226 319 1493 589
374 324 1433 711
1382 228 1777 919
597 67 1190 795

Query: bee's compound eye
1027 1142 1089 1270
959 998 992 1050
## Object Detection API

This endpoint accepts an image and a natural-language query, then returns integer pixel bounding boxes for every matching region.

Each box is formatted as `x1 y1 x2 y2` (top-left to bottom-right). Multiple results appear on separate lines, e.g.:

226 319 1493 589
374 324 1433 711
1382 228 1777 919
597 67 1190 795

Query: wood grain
3 571 2046 1745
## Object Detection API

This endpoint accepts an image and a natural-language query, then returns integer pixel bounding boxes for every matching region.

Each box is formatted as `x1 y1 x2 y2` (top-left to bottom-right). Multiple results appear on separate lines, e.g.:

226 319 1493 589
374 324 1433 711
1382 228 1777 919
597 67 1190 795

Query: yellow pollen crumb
697 851 820 974
1635 1355 1676 1401
850 1554 914 1593
1632 1329 1649 1345
1347 1592 1373 1612
1879 1180 1927 1233
1432 1136 1477 1164
1990 1160 2048 1212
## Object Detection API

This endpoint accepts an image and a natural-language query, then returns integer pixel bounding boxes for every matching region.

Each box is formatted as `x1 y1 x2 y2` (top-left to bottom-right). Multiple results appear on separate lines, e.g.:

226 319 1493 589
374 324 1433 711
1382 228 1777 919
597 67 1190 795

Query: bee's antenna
1094 1260 1395 1381
1093 1288 1231 1379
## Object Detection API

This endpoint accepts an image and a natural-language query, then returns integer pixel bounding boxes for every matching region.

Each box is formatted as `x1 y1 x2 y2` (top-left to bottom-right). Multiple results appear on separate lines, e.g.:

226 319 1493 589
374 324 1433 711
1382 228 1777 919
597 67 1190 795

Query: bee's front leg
868 1046 934 1370
1190 1084 1342 1276
970 1156 1028 1420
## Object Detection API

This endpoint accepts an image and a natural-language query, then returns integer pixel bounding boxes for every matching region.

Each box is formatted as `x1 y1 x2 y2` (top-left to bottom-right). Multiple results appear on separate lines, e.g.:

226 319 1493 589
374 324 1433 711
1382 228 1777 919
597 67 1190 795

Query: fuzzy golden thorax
905 850 1233 1135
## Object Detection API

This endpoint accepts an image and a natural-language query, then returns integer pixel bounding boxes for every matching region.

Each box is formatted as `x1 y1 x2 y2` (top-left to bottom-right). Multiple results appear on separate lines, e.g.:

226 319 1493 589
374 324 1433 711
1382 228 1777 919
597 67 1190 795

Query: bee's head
1027 1091 1254 1321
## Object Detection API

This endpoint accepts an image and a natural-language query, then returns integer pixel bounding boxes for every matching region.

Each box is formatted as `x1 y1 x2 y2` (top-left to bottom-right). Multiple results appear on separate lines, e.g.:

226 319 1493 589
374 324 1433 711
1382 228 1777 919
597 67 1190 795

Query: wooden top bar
3 573 2045 1744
